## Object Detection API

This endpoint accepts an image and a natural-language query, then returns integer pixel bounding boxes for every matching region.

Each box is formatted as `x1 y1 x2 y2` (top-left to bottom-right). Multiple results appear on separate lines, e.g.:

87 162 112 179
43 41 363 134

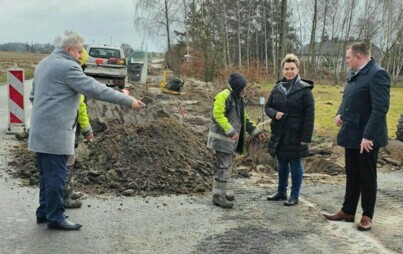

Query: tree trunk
223 2 231 67
164 0 171 53
236 0 242 67
278 0 287 79
264 3 268 72
164 0 171 69
318 0 330 79
308 0 318 77
246 0 252 69
256 27 259 66
271 0 277 78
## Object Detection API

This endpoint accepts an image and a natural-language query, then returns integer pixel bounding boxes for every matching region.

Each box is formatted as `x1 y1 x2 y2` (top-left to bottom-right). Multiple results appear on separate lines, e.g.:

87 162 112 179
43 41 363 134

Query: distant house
298 38 382 60
297 38 383 78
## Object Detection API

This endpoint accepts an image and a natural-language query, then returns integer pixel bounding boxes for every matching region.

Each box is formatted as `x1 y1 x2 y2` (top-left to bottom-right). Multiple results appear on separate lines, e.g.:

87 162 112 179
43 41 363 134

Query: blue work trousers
35 153 67 223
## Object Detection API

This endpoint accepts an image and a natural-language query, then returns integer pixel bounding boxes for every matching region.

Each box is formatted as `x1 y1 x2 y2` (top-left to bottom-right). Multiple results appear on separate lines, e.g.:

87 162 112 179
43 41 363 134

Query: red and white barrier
7 68 26 134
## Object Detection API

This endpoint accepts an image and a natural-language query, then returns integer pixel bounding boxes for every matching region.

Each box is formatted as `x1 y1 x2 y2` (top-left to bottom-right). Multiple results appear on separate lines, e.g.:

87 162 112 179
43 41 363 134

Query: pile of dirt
9 118 216 196
7 80 222 197
76 118 215 196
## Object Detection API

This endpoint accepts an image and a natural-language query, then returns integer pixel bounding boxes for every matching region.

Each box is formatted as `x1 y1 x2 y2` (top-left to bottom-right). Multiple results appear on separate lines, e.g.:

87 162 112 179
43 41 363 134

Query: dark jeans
277 158 303 198
342 148 379 219
35 153 68 223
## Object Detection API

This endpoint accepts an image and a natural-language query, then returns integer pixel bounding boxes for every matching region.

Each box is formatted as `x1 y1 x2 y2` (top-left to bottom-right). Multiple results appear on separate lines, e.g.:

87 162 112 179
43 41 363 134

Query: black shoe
284 197 299 206
267 192 287 201
37 217 47 224
37 215 68 224
47 219 82 230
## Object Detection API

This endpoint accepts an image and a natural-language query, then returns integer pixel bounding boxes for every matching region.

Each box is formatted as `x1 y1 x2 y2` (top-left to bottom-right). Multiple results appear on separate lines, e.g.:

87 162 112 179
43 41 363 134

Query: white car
84 45 127 88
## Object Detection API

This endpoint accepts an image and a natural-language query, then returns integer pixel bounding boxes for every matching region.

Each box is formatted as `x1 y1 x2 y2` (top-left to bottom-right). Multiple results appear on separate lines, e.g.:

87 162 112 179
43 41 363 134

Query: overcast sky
0 0 165 52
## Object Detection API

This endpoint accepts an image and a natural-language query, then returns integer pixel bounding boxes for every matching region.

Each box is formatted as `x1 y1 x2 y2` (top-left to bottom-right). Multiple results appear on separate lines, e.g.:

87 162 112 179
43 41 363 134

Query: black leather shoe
47 219 82 230
267 192 287 201
284 197 299 206
37 215 68 224
37 217 47 224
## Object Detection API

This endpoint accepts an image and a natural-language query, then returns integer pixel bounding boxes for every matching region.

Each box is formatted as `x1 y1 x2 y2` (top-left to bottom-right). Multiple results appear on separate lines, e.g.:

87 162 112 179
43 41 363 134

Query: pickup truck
84 45 127 88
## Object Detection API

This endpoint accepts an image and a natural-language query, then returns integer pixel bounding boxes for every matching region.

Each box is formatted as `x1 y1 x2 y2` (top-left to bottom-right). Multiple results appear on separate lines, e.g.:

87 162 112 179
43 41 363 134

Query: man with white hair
29 33 145 230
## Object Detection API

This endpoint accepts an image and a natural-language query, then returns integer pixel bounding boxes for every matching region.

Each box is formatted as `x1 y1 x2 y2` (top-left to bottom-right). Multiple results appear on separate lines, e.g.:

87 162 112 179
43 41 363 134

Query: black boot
284 197 299 206
267 192 287 201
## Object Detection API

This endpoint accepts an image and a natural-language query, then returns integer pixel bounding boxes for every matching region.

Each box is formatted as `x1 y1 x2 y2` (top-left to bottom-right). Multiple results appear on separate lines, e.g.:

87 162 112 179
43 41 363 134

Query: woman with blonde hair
265 53 315 206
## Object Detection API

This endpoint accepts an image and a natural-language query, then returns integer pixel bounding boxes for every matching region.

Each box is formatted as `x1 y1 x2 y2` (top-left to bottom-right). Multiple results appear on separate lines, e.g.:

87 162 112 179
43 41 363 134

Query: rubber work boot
213 194 234 208
63 185 73 200
212 180 234 209
64 183 82 208
64 198 82 209
70 191 84 200
225 192 235 201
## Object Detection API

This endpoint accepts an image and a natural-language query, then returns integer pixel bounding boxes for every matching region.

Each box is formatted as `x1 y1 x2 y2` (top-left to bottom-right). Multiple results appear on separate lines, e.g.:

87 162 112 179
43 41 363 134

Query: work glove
81 126 94 142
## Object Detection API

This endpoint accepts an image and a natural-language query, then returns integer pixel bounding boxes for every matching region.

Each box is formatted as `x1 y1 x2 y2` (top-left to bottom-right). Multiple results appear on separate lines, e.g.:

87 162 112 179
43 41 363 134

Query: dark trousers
342 148 379 219
35 153 67 223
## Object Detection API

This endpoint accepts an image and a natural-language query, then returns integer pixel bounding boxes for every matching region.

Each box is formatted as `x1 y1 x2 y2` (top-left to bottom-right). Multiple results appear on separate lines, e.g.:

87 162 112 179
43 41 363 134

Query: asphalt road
0 82 402 254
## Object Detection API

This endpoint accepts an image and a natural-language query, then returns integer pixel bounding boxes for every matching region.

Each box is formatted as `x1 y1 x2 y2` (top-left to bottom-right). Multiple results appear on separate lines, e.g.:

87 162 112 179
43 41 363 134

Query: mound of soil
9 118 216 196
75 118 215 196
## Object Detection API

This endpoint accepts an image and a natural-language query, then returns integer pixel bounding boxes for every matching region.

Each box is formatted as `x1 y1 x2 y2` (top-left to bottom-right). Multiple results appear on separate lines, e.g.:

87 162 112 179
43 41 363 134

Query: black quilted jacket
265 75 315 159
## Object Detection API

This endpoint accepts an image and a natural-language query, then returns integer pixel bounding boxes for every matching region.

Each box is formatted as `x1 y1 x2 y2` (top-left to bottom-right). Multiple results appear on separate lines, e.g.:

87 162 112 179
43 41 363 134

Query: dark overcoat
265 76 315 159
336 58 390 149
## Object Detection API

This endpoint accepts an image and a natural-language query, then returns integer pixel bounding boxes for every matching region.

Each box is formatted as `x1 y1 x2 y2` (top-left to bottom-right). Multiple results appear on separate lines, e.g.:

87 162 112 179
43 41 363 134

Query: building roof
298 39 382 58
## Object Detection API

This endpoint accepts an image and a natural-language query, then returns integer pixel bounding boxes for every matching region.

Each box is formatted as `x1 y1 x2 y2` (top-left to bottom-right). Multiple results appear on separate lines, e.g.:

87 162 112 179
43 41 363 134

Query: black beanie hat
229 73 247 95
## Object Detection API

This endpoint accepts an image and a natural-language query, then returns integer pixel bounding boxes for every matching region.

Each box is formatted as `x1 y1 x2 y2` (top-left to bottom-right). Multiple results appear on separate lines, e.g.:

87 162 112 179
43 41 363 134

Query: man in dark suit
323 42 391 231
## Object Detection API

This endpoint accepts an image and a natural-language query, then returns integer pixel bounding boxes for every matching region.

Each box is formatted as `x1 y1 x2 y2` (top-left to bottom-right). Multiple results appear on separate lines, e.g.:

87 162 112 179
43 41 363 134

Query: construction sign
7 68 26 134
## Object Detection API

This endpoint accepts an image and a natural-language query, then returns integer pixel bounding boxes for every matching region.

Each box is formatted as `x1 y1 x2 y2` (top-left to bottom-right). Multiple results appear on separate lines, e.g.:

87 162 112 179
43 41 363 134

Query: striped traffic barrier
7 68 26 134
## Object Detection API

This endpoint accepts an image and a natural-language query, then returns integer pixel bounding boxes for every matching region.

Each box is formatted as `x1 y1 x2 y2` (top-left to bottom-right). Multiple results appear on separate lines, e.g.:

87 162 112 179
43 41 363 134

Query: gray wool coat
29 48 133 155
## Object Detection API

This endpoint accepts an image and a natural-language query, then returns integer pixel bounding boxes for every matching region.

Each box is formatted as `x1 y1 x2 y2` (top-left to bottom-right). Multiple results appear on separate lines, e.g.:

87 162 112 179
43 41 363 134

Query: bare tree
263 1 269 72
270 0 278 77
246 0 253 69
308 0 318 76
378 0 403 85
317 0 331 77
223 2 232 67
236 0 242 67
278 0 287 79
355 0 381 45
133 0 183 52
